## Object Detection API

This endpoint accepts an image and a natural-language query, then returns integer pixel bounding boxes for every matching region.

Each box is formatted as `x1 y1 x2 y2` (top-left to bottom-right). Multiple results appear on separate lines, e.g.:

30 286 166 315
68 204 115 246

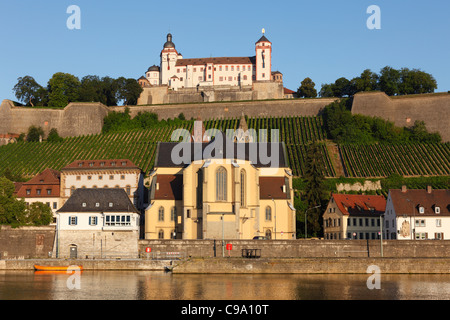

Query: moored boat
34 265 83 271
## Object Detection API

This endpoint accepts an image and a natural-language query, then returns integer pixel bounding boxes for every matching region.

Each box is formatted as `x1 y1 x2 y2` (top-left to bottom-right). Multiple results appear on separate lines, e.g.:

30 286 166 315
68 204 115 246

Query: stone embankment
1 257 449 274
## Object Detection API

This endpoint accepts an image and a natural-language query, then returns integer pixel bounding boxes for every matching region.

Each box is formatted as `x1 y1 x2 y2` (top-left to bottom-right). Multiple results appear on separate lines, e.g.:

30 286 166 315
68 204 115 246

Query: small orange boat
34 265 83 271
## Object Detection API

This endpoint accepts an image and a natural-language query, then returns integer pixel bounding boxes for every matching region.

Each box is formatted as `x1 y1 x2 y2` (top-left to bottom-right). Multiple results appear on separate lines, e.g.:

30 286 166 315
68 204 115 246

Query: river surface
0 271 449 300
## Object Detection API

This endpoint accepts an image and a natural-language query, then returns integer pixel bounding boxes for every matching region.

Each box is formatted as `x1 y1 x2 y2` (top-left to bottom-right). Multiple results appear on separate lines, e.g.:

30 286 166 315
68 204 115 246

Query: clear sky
0 0 449 103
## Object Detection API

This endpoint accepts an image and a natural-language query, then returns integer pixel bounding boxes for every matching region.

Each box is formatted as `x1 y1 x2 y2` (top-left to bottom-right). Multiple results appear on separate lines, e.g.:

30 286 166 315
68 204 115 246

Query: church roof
176 56 256 67
155 137 288 168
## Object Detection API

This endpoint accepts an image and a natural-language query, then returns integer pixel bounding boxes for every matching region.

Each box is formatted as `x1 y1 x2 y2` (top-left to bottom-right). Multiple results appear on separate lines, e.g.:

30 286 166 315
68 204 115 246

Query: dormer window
95 203 100 207
78 162 84 167
419 206 425 214
109 203 113 207
82 203 86 207
435 207 440 214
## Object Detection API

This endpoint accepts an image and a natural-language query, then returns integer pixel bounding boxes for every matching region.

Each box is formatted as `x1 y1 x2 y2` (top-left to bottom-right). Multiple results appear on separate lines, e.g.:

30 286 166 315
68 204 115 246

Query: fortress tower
255 30 272 81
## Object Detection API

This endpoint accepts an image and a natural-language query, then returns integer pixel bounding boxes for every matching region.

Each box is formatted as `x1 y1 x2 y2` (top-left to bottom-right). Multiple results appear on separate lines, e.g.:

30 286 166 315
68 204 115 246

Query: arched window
265 229 272 240
240 170 246 207
216 167 227 201
265 206 272 221
126 185 131 196
158 229 164 239
158 207 164 222
171 207 176 221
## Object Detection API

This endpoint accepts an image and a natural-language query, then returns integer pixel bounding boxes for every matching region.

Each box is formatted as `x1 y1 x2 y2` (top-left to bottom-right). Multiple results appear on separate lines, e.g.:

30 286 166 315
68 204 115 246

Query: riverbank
2 257 450 274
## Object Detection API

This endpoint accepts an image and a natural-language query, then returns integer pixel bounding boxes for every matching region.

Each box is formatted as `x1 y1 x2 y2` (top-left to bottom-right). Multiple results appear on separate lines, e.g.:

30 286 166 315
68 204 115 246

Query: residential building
59 159 145 211
15 168 61 223
323 193 386 240
55 188 141 258
145 120 296 240
385 186 450 240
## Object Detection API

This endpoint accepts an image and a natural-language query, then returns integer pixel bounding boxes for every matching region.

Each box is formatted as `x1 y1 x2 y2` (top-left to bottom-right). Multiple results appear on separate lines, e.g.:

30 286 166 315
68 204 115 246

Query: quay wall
1 257 449 274
138 239 450 259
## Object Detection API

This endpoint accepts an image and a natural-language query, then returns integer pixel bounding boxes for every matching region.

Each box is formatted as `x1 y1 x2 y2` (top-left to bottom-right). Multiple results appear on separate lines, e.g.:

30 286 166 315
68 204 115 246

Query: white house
385 186 450 240
60 159 145 212
56 188 141 259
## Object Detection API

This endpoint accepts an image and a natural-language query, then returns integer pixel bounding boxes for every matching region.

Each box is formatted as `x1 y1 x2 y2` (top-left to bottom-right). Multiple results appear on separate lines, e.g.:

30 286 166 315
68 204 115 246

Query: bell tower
255 29 272 81
160 33 179 85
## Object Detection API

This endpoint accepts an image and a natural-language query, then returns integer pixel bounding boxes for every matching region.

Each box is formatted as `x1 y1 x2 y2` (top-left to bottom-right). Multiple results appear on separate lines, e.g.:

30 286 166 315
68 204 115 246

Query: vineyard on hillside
0 115 449 179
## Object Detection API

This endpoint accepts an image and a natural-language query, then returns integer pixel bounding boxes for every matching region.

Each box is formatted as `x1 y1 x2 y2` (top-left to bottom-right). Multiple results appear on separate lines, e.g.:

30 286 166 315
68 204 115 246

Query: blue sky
0 0 449 103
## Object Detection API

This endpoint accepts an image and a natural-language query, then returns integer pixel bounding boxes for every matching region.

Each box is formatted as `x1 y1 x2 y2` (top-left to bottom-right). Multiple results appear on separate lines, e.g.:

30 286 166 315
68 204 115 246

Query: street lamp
305 205 321 239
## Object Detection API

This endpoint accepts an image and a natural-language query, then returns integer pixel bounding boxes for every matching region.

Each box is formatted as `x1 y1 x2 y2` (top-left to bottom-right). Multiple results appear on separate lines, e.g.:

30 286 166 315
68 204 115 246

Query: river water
0 271 449 300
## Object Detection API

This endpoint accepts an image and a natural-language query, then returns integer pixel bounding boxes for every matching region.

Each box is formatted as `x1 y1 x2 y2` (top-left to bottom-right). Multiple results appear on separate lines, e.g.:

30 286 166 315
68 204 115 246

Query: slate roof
256 35 271 44
155 138 288 168
389 188 450 217
57 188 140 214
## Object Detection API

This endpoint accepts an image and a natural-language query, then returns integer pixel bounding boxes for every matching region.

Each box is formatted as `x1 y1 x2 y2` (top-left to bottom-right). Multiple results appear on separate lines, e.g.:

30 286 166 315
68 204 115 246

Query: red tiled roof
259 177 289 200
154 175 183 200
62 159 139 170
389 188 450 217
332 193 386 216
176 56 256 67
16 168 61 198
284 87 295 94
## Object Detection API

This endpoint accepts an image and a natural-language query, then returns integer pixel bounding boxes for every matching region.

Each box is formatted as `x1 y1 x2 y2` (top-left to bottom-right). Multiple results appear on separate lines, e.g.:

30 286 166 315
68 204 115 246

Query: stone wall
138 239 450 258
0 100 109 138
111 97 336 121
352 91 450 142
0 225 55 259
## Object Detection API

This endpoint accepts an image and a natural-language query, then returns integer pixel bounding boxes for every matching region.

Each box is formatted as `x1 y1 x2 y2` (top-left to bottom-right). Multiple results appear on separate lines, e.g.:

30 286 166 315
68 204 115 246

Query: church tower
160 33 181 85
255 29 272 81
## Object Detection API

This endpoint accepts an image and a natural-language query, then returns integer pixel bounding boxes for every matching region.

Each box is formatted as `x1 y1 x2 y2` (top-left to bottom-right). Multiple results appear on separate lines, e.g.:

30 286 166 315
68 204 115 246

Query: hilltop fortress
136 32 285 104
0 91 449 142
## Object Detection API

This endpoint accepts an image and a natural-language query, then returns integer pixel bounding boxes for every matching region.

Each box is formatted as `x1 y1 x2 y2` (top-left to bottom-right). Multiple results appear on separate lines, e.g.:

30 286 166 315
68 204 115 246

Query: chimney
426 185 432 194
401 185 407 193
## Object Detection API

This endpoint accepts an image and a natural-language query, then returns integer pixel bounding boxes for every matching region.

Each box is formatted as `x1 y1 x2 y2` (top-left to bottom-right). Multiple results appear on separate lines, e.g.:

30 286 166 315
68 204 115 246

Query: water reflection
0 271 449 300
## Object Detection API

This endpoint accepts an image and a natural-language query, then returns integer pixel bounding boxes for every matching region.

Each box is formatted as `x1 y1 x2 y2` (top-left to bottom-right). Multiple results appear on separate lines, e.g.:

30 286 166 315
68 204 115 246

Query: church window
158 229 164 239
158 207 165 222
171 207 176 221
240 170 246 208
216 167 227 201
265 206 272 221
265 229 272 239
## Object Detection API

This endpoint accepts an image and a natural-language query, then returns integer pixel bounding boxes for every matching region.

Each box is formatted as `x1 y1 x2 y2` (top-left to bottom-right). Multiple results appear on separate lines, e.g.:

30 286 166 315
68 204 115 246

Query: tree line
297 66 437 98
13 73 143 108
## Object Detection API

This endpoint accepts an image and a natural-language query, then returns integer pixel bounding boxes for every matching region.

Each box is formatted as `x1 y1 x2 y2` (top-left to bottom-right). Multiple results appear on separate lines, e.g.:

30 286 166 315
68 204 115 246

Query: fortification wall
352 91 450 142
0 100 109 138
110 98 336 120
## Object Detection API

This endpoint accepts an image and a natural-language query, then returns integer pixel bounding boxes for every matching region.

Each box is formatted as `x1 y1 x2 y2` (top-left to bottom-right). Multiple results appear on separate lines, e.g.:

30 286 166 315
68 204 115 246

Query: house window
87 176 92 180
158 229 164 239
82 203 86 207
415 219 425 227
243 75 247 80
265 206 272 221
78 162 84 167
95 203 100 207
89 216 98 226
208 75 211 79
419 206 425 214
99 175 103 180
70 186 75 195
26 189 31 195
76 176 81 181
126 186 131 196
219 66 222 71
262 73 265 78
36 189 41 195
215 167 227 201
109 202 113 207
231 66 234 71
158 207 165 221
120 175 125 180
228 76 232 81
105 215 131 226
219 77 223 81
53 202 57 209
240 170 246 208
435 207 440 214
111 162 116 166
193 68 197 72
436 219 442 227
100 162 105 167
109 175 114 180
68 216 77 225
237 66 240 71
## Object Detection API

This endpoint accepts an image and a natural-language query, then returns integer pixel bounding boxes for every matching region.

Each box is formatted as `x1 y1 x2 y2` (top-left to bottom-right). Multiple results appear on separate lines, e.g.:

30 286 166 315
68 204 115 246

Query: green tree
302 143 327 237
26 126 44 142
351 69 379 93
319 83 334 98
332 77 351 97
78 75 104 103
47 128 63 142
26 202 53 226
0 177 27 226
12 76 47 106
297 77 318 98
47 72 81 108
378 66 401 96
398 68 437 95
115 77 143 105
